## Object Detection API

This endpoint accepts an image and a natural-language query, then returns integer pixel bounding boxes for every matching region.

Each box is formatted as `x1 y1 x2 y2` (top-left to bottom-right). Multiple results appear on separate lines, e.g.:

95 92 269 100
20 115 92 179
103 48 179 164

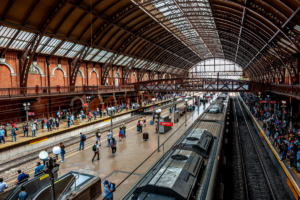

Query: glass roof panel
65 44 84 58
0 26 19 48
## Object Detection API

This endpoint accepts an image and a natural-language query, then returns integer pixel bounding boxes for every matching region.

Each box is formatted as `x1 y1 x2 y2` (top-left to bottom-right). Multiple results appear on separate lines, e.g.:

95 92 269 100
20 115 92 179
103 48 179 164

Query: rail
234 97 276 199
0 85 135 99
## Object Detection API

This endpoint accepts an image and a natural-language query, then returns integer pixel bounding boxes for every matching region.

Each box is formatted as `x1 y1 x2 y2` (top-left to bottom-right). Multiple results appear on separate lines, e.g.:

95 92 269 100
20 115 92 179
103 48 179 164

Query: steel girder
19 0 70 87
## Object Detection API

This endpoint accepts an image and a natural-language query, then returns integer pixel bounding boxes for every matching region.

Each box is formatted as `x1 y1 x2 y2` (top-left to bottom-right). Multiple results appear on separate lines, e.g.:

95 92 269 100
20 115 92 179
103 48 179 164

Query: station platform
0 98 177 152
239 94 300 200
2 99 209 199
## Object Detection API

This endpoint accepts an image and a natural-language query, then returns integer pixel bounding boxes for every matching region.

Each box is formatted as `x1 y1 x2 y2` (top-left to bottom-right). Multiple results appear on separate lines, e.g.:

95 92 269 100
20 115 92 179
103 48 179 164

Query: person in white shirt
92 141 100 162
107 130 112 147
31 123 37 137
0 178 8 193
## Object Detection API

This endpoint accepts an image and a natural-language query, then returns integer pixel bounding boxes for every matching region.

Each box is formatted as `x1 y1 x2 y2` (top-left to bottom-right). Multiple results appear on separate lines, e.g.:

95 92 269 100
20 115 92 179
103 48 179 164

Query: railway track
230 96 290 200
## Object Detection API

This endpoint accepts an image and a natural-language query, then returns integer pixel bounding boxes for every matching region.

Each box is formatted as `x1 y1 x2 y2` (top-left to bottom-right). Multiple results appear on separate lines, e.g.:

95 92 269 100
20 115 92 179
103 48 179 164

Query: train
123 94 229 200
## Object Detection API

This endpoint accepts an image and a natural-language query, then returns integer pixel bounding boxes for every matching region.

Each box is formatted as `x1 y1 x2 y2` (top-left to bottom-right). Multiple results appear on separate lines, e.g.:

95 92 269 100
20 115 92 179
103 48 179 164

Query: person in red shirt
88 113 92 122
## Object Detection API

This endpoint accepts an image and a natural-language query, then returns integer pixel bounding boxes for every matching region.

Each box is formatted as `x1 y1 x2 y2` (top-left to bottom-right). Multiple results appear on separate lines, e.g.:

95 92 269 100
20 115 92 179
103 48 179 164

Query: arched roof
0 0 299 81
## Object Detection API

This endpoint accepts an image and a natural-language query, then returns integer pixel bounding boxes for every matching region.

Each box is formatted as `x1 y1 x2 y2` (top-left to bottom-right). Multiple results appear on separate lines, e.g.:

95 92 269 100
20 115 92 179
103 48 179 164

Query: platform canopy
0 0 300 81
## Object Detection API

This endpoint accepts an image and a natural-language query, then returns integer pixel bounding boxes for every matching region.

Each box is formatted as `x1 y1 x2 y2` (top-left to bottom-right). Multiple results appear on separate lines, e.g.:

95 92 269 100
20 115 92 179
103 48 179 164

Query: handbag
14 130 17 135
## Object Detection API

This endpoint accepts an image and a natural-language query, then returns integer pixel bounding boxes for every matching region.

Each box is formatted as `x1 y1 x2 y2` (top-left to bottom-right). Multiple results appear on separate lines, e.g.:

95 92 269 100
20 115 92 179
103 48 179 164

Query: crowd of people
241 93 300 171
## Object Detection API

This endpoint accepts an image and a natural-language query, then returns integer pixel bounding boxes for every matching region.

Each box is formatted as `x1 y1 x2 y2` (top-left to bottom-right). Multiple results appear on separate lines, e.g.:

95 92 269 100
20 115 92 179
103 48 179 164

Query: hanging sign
260 101 267 103
83 103 88 106
28 112 35 116
269 101 277 104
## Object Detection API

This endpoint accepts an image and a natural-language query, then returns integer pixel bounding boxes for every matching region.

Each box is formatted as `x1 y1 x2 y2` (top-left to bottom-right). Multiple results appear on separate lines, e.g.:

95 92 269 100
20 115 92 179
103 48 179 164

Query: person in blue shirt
103 180 114 200
34 162 44 175
18 186 28 200
93 110 97 120
79 132 85 150
0 128 5 144
15 170 25 185
11 126 17 142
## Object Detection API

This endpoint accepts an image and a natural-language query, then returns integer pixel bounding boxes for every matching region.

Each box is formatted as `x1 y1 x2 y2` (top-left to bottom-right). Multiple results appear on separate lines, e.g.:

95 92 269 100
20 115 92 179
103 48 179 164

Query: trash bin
143 132 149 141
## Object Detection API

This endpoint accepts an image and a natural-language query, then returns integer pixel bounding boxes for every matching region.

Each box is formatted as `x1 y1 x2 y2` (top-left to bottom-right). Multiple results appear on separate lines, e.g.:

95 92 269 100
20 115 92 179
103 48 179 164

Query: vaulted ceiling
1 0 300 80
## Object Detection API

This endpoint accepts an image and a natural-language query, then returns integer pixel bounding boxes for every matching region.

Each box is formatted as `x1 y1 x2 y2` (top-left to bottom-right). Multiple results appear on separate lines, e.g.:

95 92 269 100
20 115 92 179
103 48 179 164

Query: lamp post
185 99 188 126
39 146 61 200
155 109 161 152
107 107 115 135
86 96 91 112
23 102 30 135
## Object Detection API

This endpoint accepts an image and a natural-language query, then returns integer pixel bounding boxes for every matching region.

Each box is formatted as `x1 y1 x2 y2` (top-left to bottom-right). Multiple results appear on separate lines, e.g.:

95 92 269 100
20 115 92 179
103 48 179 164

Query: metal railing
0 85 135 98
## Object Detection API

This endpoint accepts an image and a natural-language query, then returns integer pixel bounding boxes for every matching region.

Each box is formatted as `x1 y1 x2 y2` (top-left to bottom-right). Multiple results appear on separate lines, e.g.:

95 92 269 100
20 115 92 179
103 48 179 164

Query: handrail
57 172 81 200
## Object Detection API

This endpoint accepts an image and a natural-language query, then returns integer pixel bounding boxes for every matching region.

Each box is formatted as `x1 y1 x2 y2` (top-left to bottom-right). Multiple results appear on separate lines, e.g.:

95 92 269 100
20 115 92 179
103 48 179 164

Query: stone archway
70 96 84 106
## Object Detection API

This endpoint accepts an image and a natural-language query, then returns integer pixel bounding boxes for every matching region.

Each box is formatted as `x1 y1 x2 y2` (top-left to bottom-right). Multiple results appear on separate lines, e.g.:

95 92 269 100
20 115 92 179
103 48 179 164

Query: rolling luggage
143 132 149 141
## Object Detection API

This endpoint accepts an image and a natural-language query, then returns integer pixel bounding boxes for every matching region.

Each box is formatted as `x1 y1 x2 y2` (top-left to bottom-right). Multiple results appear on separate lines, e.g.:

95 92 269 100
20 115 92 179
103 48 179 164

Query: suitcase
150 120 153 125
143 132 149 141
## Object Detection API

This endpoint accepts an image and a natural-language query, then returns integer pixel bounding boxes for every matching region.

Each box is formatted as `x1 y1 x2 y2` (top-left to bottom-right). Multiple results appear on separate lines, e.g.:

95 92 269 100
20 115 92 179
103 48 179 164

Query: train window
209 108 219 113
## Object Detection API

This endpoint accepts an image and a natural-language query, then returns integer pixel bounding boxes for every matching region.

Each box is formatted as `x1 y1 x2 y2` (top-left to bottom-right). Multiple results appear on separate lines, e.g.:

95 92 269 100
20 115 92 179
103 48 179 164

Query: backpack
24 174 30 179
110 183 116 192
82 134 86 141
111 141 115 148
92 144 97 152
121 130 124 135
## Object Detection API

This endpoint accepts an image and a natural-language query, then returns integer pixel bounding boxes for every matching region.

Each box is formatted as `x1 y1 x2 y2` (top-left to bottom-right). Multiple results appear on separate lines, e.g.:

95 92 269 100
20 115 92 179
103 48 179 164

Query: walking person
143 116 147 127
103 180 114 200
95 129 101 146
107 130 112 147
92 141 100 162
0 127 5 144
11 126 17 142
119 127 124 142
79 114 82 123
23 121 28 137
60 142 65 162
121 123 126 138
137 121 141 134
139 121 143 133
31 122 37 137
289 148 295 169
111 138 117 156
155 121 158 133
79 132 85 151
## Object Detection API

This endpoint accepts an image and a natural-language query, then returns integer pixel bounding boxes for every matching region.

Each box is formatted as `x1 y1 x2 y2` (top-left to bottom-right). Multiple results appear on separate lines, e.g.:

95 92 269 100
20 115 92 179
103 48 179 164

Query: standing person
23 121 28 137
121 123 126 138
55 118 60 130
71 114 75 125
18 186 28 200
119 127 124 142
79 132 85 151
103 180 114 200
107 130 112 147
60 142 65 162
100 108 103 118
137 121 140 134
0 178 8 193
31 122 36 137
57 111 60 121
67 117 71 128
95 129 101 146
111 138 117 156
93 110 97 120
97 107 99 116
289 148 295 169
79 114 82 123
92 141 100 162
0 127 5 144
15 170 25 185
155 121 158 133
76 115 79 125
11 126 17 142
143 116 147 127
152 113 155 123
88 112 92 122
47 119 52 131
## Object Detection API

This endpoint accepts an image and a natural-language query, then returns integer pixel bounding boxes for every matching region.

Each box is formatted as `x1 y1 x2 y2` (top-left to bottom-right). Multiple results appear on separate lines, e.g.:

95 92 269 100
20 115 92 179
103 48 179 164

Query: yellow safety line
239 95 300 197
